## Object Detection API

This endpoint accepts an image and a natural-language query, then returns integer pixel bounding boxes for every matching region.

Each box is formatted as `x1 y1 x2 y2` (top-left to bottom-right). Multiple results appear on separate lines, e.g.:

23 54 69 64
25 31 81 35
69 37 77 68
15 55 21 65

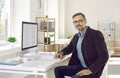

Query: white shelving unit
98 21 120 56
36 16 56 52
98 22 115 53
114 22 120 55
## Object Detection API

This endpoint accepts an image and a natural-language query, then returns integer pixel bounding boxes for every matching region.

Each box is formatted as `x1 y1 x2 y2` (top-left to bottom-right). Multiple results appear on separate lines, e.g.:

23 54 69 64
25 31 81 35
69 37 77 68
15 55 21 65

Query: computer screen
21 21 38 50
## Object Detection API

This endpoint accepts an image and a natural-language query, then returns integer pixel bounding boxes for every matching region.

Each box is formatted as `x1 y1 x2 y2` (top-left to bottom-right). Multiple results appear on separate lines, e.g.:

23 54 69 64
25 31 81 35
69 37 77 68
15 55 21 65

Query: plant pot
44 37 51 45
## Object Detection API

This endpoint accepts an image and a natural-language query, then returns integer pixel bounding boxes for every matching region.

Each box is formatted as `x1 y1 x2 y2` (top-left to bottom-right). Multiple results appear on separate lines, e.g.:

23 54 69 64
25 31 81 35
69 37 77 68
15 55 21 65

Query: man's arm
54 34 77 59
61 34 77 55
54 52 63 59
54 40 73 59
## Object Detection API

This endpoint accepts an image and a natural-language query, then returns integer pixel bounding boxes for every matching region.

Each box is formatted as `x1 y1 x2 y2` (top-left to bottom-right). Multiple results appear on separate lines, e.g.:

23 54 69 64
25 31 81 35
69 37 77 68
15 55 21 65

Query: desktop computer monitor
21 21 38 55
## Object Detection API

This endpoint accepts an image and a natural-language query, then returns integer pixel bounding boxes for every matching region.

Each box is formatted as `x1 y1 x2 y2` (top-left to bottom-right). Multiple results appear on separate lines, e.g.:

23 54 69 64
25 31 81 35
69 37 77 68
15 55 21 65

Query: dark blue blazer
61 26 109 77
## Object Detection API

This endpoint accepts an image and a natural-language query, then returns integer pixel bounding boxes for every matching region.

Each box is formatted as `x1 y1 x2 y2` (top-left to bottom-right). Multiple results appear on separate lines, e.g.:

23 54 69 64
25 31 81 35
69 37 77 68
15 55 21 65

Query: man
54 12 109 78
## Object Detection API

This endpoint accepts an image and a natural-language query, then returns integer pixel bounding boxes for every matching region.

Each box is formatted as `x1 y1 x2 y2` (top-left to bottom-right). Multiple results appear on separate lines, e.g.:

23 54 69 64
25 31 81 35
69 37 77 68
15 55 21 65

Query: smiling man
54 12 109 78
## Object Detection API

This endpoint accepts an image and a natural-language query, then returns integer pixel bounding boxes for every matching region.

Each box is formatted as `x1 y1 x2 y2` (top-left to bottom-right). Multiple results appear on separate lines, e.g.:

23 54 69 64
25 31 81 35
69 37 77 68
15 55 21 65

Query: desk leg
43 73 47 78
55 44 59 52
35 75 37 78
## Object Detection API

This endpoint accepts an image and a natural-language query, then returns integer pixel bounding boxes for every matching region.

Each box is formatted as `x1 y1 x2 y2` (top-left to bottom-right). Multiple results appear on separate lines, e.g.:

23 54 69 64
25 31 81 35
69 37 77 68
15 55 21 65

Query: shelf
36 16 56 52
101 31 115 32
98 22 115 55
105 39 114 41
38 30 48 32
38 42 44 44
98 22 120 56
115 47 120 48
115 39 120 41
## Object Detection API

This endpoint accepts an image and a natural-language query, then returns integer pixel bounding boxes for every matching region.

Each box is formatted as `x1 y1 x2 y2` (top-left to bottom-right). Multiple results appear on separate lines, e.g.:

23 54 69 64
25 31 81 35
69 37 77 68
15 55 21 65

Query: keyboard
0 60 23 66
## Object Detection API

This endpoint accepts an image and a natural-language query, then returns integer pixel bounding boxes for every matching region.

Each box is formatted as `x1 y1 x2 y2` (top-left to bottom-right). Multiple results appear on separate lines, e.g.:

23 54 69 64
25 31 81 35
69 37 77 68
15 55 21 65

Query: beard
77 27 81 31
76 26 84 32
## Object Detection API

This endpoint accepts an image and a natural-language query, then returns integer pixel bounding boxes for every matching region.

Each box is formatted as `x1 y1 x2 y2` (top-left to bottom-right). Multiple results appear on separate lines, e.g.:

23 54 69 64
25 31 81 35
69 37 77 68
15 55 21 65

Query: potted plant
7 37 17 46
48 33 54 42
49 33 54 38
7 37 16 42
67 35 72 39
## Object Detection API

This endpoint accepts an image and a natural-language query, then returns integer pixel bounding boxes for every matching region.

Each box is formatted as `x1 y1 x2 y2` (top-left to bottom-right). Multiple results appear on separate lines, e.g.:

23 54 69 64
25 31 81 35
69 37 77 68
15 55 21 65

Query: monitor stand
19 48 40 62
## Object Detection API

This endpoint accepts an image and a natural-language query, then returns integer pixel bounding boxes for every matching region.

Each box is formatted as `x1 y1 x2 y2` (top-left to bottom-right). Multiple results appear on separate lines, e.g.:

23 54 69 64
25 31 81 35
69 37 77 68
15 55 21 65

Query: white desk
109 57 120 65
0 43 20 60
0 52 70 78
108 57 120 75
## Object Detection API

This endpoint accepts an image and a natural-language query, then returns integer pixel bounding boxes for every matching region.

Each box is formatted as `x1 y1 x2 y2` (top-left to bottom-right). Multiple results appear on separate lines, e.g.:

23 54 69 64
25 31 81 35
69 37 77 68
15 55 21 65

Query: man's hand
76 69 92 76
54 52 63 59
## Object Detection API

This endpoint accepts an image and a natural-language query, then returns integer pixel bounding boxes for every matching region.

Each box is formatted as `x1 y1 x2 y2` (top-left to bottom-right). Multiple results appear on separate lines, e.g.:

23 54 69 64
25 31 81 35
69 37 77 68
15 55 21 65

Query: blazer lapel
75 35 79 45
73 34 79 49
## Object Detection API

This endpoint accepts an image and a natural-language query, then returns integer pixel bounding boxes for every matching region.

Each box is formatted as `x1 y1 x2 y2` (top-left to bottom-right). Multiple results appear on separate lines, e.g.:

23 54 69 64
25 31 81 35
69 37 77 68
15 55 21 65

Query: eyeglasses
72 19 85 24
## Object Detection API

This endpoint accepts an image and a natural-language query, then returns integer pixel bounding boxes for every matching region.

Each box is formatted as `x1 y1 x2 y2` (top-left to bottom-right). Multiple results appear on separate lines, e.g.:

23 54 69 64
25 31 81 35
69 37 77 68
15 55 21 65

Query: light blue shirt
76 27 88 68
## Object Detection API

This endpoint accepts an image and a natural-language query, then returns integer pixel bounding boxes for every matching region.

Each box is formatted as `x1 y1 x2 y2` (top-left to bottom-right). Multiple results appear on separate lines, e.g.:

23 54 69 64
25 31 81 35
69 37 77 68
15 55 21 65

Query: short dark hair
72 12 86 20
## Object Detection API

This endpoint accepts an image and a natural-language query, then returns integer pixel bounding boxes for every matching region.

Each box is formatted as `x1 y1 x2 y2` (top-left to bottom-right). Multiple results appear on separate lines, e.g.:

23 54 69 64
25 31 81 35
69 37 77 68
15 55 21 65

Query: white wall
13 0 44 42
30 0 44 22
12 0 120 40
58 0 65 38
46 0 59 39
13 0 30 42
58 0 120 38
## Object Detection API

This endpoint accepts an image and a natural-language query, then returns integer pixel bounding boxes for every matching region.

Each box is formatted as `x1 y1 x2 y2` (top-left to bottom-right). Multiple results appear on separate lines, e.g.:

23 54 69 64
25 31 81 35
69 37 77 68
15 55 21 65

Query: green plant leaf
48 34 54 37
7 37 16 42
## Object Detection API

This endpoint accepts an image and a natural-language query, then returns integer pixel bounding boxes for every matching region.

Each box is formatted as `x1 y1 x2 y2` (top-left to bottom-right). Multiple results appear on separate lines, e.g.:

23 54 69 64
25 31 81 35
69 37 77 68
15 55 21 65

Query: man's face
72 15 87 32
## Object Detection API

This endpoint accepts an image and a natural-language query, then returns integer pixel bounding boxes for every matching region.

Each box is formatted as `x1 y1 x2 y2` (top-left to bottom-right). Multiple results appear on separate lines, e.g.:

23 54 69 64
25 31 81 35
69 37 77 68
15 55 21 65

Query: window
0 0 10 41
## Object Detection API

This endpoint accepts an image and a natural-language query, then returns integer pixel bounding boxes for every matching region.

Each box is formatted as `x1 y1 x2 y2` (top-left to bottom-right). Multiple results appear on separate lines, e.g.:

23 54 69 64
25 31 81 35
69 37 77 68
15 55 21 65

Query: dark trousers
54 65 95 78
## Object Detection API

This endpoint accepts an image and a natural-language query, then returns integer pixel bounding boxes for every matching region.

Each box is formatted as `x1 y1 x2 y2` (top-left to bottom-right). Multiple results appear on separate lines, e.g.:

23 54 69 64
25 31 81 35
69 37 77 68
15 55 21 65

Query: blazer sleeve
88 31 109 74
60 35 77 55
